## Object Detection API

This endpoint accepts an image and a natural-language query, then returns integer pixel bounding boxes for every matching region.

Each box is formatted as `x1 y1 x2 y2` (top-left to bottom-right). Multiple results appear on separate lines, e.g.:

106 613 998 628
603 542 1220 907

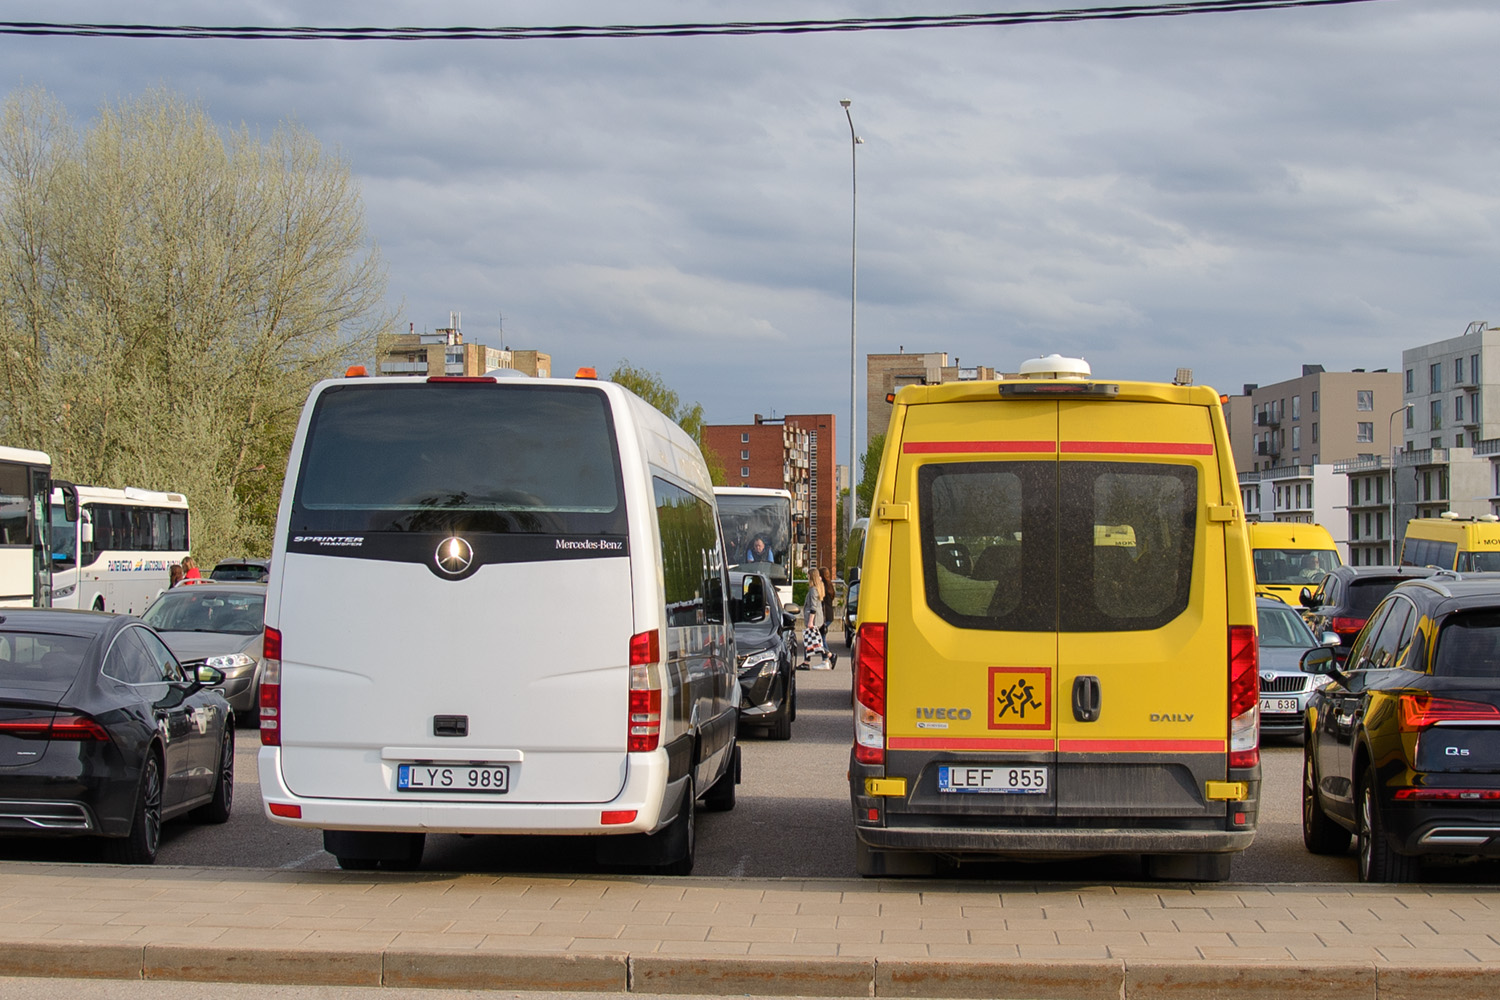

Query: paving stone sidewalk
0 861 1497 998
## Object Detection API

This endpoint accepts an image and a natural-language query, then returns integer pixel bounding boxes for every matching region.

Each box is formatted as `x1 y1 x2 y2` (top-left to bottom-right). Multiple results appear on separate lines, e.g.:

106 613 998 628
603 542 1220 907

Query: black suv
1301 573 1500 881
1300 565 1438 661
728 571 798 740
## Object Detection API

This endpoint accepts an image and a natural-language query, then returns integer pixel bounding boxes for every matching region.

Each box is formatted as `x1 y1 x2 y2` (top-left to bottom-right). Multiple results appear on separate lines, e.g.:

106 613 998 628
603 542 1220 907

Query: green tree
0 86 394 565
607 361 726 485
855 432 885 519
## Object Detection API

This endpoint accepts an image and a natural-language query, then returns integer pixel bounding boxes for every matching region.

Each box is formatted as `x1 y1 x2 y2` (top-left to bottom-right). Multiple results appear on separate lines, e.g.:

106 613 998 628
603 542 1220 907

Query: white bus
259 368 741 873
715 486 796 606
49 485 190 614
0 445 58 608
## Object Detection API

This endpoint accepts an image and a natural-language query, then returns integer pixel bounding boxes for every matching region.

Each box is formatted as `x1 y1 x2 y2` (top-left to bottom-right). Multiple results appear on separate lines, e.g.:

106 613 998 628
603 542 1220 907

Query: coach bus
0 445 58 607
49 485 190 614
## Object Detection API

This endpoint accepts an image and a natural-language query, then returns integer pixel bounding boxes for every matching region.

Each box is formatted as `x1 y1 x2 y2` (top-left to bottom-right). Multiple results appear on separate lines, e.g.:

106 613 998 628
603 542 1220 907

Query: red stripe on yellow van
902 441 1055 454
889 736 1054 751
1061 441 1213 456
1059 739 1223 753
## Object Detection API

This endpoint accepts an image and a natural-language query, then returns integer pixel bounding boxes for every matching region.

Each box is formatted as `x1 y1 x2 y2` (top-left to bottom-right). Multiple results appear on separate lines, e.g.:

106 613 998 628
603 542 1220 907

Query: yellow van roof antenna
1017 354 1091 380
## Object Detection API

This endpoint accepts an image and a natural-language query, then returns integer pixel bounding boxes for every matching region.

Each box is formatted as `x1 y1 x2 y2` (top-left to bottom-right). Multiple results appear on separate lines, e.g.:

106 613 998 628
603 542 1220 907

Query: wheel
1358 770 1418 883
854 839 937 878
788 672 798 722
1302 747 1350 855
768 692 792 741
193 726 234 824
702 744 739 813
105 751 162 865
655 779 696 875
381 833 426 871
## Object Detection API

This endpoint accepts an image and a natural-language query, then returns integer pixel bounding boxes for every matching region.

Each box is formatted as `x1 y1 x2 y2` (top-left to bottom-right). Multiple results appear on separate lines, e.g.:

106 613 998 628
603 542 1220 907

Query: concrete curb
3 942 1500 997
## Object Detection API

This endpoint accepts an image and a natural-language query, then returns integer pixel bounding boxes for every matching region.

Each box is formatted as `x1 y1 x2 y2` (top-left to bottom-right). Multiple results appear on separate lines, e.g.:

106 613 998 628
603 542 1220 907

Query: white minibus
259 368 741 873
48 485 190 614
0 445 57 607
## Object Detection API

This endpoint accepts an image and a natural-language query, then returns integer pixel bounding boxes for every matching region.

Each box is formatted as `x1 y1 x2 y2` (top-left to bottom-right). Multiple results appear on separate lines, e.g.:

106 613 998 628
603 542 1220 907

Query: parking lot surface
1 861 1498 998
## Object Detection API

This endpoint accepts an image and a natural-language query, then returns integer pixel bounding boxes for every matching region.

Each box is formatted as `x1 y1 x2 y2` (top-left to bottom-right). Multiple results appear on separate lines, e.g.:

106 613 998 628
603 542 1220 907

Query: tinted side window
655 479 724 627
1347 580 1399 617
1433 611 1500 677
1362 598 1413 670
134 628 183 682
104 629 163 685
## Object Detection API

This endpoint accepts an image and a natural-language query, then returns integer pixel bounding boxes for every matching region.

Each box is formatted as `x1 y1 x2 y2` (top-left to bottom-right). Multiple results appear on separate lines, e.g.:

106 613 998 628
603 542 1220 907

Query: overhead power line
0 0 1397 41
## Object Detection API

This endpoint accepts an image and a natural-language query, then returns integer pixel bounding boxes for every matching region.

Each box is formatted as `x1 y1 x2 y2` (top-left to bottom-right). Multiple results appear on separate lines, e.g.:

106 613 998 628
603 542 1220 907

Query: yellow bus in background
1400 514 1500 571
1247 521 1341 605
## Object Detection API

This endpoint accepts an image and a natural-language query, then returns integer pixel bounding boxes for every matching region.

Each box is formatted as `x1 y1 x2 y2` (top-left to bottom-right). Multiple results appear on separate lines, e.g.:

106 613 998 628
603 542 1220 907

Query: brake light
0 714 109 741
1393 788 1500 801
1330 616 1365 636
854 623 887 765
259 626 282 747
628 629 662 752
1228 624 1259 769
427 376 497 383
1399 694 1500 731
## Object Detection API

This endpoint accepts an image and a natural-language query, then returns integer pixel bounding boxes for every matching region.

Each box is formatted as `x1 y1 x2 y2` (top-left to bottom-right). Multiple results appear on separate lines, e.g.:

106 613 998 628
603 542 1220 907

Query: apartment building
1225 366 1403 475
865 350 998 453
785 413 838 580
376 316 551 379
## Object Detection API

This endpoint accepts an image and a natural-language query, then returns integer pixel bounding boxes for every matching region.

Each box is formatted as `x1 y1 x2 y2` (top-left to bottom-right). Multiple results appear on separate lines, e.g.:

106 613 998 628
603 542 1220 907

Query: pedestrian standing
819 566 838 669
181 556 201 582
802 567 832 669
169 564 183 588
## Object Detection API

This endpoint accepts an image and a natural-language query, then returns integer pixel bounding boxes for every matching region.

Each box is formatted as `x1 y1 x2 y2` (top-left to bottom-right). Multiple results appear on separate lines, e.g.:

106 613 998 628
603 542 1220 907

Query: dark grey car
729 571 797 740
1257 597 1338 737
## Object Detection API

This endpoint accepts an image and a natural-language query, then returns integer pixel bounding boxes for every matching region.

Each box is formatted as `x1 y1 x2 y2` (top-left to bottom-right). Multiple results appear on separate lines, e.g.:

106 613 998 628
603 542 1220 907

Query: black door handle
1072 675 1102 723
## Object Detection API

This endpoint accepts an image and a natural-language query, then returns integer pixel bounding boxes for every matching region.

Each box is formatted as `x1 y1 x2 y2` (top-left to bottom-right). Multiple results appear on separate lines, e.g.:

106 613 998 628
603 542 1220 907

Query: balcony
1256 411 1281 428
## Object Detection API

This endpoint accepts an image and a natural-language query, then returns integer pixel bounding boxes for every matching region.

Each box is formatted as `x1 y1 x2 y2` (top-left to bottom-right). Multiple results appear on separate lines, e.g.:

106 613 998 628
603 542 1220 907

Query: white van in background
259 368 740 873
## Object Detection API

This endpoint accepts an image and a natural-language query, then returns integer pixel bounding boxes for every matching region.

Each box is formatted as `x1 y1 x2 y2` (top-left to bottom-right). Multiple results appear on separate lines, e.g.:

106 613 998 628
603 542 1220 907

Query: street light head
840 99 851 108
854 136 864 144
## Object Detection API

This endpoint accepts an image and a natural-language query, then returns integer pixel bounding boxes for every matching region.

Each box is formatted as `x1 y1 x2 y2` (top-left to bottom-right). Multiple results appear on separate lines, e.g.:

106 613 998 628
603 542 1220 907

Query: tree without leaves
0 86 395 565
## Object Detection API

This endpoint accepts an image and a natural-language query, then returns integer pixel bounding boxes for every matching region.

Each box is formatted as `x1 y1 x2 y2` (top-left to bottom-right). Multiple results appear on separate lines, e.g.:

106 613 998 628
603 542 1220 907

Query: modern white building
1239 464 1349 560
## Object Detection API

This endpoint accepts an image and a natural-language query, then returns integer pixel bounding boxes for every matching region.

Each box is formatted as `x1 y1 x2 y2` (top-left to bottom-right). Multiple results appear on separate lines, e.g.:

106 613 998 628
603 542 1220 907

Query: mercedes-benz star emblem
435 537 474 576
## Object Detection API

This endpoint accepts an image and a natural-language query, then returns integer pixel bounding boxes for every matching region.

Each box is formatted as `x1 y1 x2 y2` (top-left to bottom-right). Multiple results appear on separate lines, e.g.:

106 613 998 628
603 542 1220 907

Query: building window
1363 478 1371 503
1405 404 1414 430
1292 395 1301 420
1356 422 1374 443
1431 364 1443 394
1430 399 1443 430
1405 369 1414 394
1473 354 1481 383
1475 392 1483 425
740 466 750 478
1456 357 1466 384
741 433 749 443
740 450 750 460
1292 426 1301 451
1312 422 1319 444
1456 395 1465 422
1376 477 1383 503
1357 390 1374 411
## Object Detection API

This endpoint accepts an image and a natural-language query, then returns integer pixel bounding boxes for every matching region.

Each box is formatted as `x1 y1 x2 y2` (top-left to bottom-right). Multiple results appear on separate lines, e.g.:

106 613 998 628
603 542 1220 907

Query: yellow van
1247 521 1342 605
1400 515 1500 571
850 355 1259 880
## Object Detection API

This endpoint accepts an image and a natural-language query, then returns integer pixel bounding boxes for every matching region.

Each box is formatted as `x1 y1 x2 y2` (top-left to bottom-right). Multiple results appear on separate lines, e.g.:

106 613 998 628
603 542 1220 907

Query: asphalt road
3 655 1493 884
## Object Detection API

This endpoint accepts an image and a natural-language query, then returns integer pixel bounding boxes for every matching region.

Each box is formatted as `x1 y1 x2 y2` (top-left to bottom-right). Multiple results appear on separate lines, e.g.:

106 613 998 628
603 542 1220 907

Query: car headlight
737 649 779 679
203 653 257 675
52 584 75 598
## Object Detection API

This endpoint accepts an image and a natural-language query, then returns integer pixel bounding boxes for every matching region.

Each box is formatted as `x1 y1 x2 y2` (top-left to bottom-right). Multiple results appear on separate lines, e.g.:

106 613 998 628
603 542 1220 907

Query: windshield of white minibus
718 494 792 584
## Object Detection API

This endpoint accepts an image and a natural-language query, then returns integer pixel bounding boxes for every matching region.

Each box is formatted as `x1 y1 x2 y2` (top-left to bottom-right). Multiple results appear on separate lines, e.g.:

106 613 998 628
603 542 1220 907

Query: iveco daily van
850 355 1260 880
1400 514 1500 572
259 368 740 874
1247 521 1342 605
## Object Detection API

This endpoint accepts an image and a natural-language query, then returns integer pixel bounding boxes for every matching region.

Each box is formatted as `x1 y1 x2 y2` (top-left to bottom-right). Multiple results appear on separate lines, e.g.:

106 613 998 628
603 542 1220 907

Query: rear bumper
259 745 674 836
856 823 1255 856
1384 802 1500 859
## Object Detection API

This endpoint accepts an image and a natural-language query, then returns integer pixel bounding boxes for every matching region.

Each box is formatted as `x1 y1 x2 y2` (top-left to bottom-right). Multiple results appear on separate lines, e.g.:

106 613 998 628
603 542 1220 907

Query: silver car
142 582 265 722
1256 596 1337 737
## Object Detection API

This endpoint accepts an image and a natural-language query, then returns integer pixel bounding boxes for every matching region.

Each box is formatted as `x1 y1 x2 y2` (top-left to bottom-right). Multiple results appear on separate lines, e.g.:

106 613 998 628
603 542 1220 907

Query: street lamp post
841 100 863 535
1388 404 1405 565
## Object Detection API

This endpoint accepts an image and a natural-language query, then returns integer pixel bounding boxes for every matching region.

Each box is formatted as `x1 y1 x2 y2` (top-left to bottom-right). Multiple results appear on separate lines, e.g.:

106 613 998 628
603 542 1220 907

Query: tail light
0 713 109 741
259 626 282 746
1228 624 1259 769
853 623 887 765
1330 616 1365 637
628 629 662 752
1399 694 1500 731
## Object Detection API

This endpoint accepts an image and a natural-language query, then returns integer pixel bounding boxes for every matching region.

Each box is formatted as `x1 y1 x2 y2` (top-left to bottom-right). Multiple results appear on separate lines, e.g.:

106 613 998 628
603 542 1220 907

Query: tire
193 726 235 824
382 833 426 871
788 671 798 722
702 744 739 813
105 751 163 865
1358 770 1418 883
655 779 696 875
768 693 793 741
854 839 937 878
1302 748 1350 855
325 830 424 871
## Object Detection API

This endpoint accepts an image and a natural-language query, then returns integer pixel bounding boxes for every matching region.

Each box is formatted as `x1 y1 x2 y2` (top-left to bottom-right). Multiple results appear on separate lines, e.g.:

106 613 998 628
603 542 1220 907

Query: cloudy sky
5 1 1498 468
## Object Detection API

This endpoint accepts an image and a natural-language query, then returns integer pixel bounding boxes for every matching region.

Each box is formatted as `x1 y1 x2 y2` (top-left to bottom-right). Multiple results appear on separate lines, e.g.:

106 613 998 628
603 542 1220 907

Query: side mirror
1320 632 1341 648
1299 587 1316 608
1300 646 1339 676
848 566 860 585
194 663 226 686
781 610 797 631
56 482 79 522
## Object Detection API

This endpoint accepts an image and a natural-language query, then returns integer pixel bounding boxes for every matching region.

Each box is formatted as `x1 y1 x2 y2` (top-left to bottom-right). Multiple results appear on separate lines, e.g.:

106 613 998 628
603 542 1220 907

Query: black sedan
142 582 265 719
0 609 234 864
729 571 797 740
1301 575 1500 882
